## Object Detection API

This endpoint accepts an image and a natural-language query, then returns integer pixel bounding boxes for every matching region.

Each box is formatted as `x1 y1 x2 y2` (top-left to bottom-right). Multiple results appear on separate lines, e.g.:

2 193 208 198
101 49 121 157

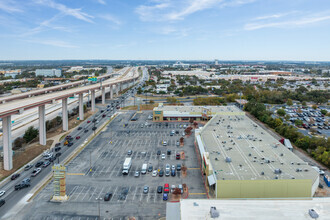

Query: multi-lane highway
0 68 130 148
0 67 148 218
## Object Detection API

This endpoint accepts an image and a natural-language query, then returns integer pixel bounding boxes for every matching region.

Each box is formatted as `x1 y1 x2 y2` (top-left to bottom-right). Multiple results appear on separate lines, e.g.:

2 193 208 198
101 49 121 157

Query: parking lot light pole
96 197 102 219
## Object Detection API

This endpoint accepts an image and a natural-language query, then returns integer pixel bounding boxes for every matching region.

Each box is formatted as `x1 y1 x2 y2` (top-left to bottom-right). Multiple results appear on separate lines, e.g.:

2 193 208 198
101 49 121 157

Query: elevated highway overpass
0 67 141 170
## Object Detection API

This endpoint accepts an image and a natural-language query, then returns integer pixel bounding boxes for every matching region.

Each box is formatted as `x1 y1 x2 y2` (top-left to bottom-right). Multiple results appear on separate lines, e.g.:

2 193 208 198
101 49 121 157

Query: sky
0 0 330 61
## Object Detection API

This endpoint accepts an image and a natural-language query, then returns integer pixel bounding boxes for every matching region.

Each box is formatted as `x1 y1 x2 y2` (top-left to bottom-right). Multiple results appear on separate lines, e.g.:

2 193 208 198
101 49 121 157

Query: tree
287 99 293 106
149 100 155 104
302 101 307 106
294 119 303 127
320 109 327 115
277 108 286 116
13 137 25 150
167 97 178 104
23 126 39 143
312 105 317 110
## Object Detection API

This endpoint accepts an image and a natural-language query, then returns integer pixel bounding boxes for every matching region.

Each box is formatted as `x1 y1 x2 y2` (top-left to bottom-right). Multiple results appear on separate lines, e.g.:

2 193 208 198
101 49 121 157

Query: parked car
171 170 176 176
176 153 181 160
163 141 167 146
152 170 158 177
167 150 171 155
134 171 140 177
163 193 168 201
157 186 163 193
164 183 170 193
159 170 164 177
143 186 149 194
161 154 166 160
178 184 183 194
127 150 132 156
177 164 182 171
171 185 176 193
157 150 161 155
104 193 112 201
148 165 153 172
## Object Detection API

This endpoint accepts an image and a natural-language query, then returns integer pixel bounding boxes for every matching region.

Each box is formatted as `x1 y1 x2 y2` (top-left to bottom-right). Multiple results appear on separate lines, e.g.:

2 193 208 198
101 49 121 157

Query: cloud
26 39 78 48
245 12 330 30
253 11 298 21
100 14 122 25
34 0 94 23
0 0 22 13
136 0 255 22
97 0 106 5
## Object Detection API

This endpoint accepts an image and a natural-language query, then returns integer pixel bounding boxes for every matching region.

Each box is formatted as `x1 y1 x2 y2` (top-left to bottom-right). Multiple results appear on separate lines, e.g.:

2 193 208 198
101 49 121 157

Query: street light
95 197 103 219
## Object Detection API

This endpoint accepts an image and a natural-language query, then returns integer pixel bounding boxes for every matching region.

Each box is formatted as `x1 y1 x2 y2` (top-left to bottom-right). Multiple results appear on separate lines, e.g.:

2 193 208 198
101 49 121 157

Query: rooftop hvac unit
225 157 232 163
210 207 220 218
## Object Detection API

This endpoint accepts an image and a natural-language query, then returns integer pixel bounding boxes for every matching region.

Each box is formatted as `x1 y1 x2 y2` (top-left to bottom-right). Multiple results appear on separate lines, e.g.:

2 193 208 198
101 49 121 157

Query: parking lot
17 111 206 220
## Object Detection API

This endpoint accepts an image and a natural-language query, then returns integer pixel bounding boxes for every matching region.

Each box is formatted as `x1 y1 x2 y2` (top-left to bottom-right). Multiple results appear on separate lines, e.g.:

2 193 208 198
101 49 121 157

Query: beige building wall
217 179 312 198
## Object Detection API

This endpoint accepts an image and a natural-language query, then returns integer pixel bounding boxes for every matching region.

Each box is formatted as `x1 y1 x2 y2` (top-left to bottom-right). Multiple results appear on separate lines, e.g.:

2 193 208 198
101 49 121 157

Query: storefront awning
208 174 216 186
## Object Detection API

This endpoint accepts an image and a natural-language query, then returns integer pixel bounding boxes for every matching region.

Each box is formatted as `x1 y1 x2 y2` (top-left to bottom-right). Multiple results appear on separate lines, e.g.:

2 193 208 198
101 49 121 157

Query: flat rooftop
154 105 242 117
200 114 319 181
180 198 330 220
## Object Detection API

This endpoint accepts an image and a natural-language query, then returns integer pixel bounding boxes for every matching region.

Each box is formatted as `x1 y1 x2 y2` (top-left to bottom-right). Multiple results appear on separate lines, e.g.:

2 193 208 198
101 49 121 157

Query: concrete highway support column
91 90 95 112
3 116 13 170
110 85 113 99
79 93 84 121
39 105 46 146
62 98 68 131
116 84 119 96
102 87 105 104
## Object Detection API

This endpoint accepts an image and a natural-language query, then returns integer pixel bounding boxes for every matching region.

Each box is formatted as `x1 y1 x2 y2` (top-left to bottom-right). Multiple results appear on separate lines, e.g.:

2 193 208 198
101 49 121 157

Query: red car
176 153 181 160
87 120 91 123
76 136 80 140
164 183 169 193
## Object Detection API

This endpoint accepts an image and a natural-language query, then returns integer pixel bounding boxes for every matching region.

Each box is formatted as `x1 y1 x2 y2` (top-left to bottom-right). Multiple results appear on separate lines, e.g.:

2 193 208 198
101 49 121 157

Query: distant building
0 69 21 78
215 59 219 65
156 84 170 93
106 66 113 74
173 61 190 69
66 66 103 73
36 69 62 77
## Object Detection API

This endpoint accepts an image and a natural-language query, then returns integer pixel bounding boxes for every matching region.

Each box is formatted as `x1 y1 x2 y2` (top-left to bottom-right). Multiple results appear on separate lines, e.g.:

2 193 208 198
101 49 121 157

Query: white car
0 190 5 197
163 141 167 146
161 154 166 160
152 170 158 177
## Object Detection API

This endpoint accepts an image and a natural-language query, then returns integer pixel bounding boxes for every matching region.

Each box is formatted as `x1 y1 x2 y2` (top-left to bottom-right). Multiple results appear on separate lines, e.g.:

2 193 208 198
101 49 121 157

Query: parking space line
97 187 105 199
82 186 91 201
132 187 138 201
153 191 157 203
88 187 98 201
124 186 131 203
68 186 79 198
72 186 85 201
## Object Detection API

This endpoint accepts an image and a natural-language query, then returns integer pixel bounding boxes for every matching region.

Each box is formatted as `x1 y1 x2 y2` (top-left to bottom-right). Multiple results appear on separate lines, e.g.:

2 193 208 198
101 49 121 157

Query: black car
177 164 182 171
84 129 88 133
147 165 153 172
49 156 56 162
157 186 163 193
100 110 104 113
0 200 5 207
167 150 171 155
92 119 97 123
55 143 61 147
11 173 20 180
104 193 112 201
78 127 82 130
55 147 61 152
159 170 164 177
92 127 97 131
127 150 132 155
35 161 44 167
14 183 30 190
157 150 161 155
67 142 73 147
55 152 62 158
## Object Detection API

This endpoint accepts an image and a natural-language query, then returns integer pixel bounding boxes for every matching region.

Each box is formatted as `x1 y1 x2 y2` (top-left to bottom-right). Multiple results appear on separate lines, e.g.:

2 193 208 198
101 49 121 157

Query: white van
141 163 147 174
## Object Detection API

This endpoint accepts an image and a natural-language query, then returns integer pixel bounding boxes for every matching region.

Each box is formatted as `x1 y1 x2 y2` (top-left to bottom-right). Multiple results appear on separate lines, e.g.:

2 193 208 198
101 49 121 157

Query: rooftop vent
225 157 232 163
